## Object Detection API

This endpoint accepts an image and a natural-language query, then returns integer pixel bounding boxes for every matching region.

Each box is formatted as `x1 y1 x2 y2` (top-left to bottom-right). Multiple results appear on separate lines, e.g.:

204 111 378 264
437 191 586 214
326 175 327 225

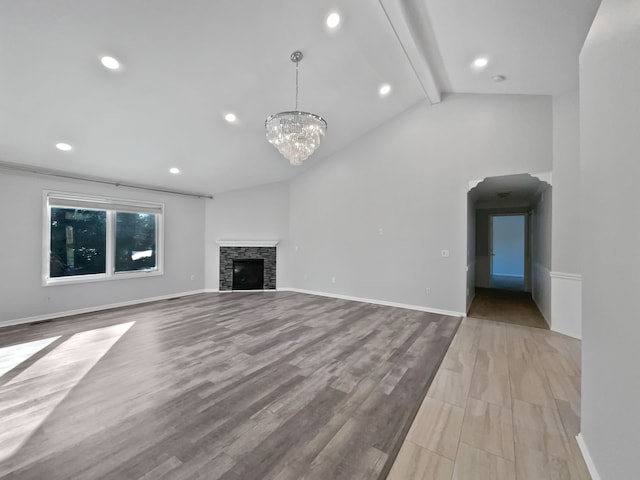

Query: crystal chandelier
265 51 327 166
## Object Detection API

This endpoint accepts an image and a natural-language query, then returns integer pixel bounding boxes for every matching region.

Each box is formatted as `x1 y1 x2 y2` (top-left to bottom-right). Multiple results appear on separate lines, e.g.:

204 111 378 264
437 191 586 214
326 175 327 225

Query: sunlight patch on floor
0 322 134 463
0 336 60 377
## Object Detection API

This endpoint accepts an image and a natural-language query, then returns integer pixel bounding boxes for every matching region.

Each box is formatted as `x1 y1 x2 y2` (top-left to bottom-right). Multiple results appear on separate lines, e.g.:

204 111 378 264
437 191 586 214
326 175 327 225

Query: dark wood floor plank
0 292 460 480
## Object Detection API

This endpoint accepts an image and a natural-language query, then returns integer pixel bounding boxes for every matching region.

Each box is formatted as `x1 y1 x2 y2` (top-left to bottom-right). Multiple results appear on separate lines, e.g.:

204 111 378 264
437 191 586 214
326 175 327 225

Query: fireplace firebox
232 259 264 290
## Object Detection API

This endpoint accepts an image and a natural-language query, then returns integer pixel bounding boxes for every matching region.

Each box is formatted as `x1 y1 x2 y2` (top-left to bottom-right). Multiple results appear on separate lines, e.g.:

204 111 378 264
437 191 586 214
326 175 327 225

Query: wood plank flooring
0 292 460 480
468 289 549 329
387 316 589 480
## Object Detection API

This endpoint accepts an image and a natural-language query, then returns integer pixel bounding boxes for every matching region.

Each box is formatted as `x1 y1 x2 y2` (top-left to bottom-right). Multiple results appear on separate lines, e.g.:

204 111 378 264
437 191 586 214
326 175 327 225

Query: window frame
43 191 164 286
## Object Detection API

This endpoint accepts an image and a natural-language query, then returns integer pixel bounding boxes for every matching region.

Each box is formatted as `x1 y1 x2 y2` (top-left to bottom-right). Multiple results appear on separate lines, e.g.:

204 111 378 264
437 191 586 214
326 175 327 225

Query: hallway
388 316 586 479
490 275 524 291
468 288 549 330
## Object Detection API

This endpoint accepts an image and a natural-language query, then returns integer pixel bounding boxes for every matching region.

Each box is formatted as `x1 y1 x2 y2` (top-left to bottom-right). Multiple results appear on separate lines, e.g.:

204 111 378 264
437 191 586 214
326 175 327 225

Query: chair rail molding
549 271 582 281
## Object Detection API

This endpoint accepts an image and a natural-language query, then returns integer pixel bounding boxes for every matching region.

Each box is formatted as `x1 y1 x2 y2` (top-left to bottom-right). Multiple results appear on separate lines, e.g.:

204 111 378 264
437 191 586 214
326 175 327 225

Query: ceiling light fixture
473 57 488 68
326 12 341 28
169 167 181 174
265 51 327 166
224 113 237 123
100 56 121 70
379 83 391 97
55 143 72 151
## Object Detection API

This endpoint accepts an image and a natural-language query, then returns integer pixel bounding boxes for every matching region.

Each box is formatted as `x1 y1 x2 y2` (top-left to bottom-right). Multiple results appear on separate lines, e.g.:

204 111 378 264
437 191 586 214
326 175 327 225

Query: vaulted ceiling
0 0 600 196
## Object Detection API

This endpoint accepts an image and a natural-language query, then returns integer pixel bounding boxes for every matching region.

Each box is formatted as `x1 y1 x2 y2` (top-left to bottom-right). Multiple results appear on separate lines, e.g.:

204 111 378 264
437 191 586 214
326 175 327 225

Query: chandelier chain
295 60 299 111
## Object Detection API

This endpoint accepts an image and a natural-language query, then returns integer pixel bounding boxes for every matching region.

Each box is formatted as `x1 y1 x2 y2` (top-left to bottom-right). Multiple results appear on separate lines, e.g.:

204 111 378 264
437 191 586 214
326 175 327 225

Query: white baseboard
0 290 206 329
2 288 464 329
576 433 601 480
279 288 465 318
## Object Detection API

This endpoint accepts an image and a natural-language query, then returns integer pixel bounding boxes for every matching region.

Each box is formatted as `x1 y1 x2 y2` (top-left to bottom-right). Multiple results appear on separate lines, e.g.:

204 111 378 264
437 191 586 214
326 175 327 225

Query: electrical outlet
331 276 336 284
378 227 384 235
441 249 450 257
190 274 195 281
426 287 431 294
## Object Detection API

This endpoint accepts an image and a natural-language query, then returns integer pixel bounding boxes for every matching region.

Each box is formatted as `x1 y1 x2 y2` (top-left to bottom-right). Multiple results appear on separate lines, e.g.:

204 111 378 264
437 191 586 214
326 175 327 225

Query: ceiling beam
378 0 443 104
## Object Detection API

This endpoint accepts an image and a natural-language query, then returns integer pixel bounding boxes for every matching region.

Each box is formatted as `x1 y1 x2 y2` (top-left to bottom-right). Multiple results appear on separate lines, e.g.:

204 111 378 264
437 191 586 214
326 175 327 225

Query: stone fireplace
218 240 278 291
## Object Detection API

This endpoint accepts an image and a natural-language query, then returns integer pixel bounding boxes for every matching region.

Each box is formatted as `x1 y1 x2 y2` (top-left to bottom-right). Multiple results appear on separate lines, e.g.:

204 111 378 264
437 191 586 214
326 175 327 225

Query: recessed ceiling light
169 167 181 174
492 74 506 82
379 84 391 97
326 12 341 29
473 57 489 69
224 113 237 123
55 143 72 151
100 56 121 70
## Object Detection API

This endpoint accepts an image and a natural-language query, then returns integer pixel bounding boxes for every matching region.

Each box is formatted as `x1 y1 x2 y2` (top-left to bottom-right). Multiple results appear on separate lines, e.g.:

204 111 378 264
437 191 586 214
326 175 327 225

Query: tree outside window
50 208 106 277
115 213 157 272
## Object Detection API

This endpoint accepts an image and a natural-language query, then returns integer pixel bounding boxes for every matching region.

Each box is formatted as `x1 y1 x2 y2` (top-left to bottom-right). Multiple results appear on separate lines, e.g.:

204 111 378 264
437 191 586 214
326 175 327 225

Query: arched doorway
467 173 551 329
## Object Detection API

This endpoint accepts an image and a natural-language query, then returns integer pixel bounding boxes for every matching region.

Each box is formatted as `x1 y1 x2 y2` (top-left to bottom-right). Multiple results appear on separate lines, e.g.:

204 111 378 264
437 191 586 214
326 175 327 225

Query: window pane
50 208 107 277
115 212 157 272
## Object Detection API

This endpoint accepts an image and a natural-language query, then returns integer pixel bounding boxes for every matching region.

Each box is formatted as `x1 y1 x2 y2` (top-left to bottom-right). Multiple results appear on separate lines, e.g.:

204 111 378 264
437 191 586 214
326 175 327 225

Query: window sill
43 269 163 287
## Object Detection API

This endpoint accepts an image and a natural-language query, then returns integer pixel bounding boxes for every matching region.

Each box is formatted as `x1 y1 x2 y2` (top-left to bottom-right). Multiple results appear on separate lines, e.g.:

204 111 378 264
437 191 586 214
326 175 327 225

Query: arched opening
467 173 551 328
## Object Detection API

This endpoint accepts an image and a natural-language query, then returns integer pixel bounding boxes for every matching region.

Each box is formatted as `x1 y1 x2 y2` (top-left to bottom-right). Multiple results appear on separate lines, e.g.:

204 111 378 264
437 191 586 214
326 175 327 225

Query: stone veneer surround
219 246 276 291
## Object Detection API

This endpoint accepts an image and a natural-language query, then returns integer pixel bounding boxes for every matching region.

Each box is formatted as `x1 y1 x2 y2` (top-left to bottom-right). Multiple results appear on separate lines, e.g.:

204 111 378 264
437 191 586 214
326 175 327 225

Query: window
50 208 107 277
44 192 163 285
115 212 157 272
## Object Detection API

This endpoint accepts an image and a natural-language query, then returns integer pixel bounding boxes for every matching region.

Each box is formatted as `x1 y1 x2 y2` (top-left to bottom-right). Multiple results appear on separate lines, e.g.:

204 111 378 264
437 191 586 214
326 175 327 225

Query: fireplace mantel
217 240 279 247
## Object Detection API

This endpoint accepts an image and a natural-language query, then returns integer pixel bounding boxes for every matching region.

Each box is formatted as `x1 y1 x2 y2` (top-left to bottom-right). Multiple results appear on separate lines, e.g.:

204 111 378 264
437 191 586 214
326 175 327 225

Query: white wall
0 171 206 325
579 1 640 478
531 186 552 325
466 194 476 311
551 89 583 338
290 93 552 315
204 181 290 290
552 90 581 274
474 209 491 289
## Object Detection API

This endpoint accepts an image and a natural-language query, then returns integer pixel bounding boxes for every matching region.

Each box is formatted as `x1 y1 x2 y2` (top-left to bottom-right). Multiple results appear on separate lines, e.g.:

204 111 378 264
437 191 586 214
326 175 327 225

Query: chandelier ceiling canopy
265 51 327 166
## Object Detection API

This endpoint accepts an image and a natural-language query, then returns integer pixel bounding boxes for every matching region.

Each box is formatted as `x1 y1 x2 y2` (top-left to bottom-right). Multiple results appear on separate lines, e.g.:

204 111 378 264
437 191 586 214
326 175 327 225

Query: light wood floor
388 316 589 480
468 289 549 330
